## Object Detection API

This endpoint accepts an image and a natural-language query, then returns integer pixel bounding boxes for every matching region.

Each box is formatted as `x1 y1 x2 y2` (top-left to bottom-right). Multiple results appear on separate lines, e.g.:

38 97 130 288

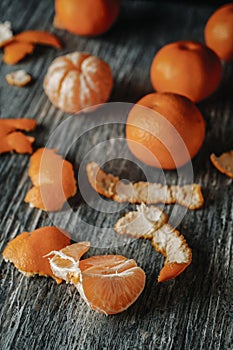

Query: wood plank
0 1 232 349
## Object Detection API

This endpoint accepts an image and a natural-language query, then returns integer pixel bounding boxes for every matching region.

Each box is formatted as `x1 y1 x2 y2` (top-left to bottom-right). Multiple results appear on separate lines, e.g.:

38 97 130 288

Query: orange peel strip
210 151 233 179
49 245 146 315
24 148 77 211
2 226 70 284
13 30 62 49
3 41 35 64
115 204 192 282
86 162 204 210
0 118 36 154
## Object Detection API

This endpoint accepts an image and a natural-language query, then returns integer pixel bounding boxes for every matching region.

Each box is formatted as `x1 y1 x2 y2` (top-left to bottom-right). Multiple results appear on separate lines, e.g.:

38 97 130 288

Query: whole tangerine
150 41 222 102
126 92 206 169
205 3 233 61
54 0 120 36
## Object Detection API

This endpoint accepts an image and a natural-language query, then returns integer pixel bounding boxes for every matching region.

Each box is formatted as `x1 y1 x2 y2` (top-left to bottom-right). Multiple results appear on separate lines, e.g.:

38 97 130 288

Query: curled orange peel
115 204 192 282
210 151 233 179
13 30 62 48
0 118 36 154
24 148 77 211
86 162 204 210
2 226 70 284
3 42 35 64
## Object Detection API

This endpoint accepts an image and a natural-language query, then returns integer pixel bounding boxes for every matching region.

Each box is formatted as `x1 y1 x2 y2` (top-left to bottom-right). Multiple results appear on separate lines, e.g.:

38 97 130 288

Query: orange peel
3 41 35 65
210 151 233 179
13 30 62 49
0 118 36 154
86 162 204 210
2 226 70 283
115 204 192 282
6 70 32 87
0 21 13 48
24 148 77 211
49 244 146 315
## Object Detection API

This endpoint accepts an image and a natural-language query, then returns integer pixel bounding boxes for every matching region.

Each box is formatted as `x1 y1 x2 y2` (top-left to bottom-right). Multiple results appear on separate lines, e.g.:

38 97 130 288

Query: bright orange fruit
205 3 233 61
126 92 205 169
150 40 222 102
54 0 120 36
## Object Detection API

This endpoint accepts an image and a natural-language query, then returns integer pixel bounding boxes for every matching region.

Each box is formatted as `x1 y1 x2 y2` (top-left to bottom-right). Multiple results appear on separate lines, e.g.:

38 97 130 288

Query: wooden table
0 1 232 349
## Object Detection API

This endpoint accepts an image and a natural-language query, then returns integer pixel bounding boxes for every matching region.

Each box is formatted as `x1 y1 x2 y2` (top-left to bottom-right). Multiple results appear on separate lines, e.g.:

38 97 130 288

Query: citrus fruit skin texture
150 41 222 102
54 0 120 36
205 3 233 61
2 227 70 283
126 92 206 169
43 52 113 113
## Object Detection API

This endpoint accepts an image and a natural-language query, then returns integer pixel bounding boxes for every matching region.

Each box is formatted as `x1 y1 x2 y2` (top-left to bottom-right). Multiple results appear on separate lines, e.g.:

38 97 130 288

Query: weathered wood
0 1 232 349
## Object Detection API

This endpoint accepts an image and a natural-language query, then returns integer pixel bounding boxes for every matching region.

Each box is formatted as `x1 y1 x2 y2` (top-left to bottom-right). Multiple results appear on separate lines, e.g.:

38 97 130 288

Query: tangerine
126 92 206 169
150 40 222 102
204 3 233 61
54 0 120 36
43 52 113 113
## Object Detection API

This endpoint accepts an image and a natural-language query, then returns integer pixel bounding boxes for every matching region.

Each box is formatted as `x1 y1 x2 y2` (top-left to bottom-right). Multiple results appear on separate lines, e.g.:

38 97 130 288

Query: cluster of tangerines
43 2 233 170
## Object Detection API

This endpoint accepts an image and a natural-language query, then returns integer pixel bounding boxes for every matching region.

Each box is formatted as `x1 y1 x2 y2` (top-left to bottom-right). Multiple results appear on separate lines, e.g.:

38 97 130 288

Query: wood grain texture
0 1 232 349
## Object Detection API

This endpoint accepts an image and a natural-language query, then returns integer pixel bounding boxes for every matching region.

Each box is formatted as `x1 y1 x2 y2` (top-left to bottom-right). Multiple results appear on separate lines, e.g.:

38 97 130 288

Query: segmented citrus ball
43 52 113 113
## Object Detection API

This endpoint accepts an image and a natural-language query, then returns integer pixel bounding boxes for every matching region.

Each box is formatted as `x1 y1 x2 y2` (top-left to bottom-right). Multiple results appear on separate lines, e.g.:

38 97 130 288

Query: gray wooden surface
0 1 232 349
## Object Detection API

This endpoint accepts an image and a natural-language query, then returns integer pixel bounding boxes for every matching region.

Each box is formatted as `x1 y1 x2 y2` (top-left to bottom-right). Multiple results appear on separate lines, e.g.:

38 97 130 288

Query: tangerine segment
86 162 204 210
150 41 222 102
13 30 62 48
49 242 90 282
204 4 233 61
2 226 70 283
115 205 192 282
43 52 113 113
3 42 35 64
24 148 77 211
210 151 233 179
126 92 206 169
77 255 146 315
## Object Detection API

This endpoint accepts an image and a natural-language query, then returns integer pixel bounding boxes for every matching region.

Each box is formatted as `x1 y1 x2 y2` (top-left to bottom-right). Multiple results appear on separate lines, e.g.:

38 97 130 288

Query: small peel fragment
115 204 192 282
210 151 233 179
86 162 204 210
0 21 13 47
13 30 62 49
6 70 32 87
3 41 35 64
24 148 77 211
0 118 36 154
2 226 70 284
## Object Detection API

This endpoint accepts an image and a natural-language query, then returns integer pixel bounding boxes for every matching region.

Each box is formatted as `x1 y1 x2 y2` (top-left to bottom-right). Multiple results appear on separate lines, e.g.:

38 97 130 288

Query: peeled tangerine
24 148 77 211
49 243 146 315
115 204 192 282
2 227 70 284
43 52 113 113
